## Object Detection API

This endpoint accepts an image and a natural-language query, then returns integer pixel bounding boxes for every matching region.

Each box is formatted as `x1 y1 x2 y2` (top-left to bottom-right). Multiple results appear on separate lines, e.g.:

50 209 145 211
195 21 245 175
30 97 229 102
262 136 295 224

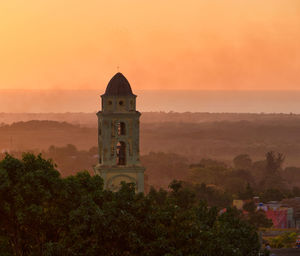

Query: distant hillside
141 121 300 166
1 117 300 166
0 120 95 152
0 120 75 130
1 111 300 127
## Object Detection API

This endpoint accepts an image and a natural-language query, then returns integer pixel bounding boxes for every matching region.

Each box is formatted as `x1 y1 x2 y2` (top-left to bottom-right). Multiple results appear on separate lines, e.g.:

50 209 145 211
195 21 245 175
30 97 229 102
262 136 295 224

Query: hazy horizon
1 1 299 114
2 89 300 113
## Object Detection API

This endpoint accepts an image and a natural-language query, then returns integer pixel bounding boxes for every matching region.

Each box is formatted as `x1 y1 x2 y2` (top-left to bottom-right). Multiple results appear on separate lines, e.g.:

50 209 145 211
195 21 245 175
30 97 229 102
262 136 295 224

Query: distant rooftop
104 73 134 96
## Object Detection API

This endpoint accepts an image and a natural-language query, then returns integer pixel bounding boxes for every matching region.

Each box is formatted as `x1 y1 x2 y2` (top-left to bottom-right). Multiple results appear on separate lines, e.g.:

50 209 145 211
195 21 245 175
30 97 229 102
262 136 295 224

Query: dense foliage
3 144 300 207
268 232 298 248
189 152 300 204
0 153 260 256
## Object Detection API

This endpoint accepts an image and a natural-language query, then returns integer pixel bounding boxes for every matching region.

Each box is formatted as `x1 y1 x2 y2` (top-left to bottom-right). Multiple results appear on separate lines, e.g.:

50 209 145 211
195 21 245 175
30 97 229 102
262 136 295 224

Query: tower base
94 164 145 193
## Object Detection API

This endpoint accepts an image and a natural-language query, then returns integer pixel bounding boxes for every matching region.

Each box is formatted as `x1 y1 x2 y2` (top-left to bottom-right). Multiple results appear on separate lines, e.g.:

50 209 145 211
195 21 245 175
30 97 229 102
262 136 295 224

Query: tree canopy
0 153 260 256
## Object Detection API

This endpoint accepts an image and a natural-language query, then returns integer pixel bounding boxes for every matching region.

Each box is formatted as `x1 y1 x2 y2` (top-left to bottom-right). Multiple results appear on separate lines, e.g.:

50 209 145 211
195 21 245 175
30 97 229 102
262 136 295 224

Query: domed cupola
104 72 135 96
101 73 137 113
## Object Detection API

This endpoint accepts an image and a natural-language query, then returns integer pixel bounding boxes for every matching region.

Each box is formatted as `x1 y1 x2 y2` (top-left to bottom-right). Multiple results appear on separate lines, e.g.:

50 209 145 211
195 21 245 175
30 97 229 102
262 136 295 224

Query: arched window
111 121 115 137
116 141 126 165
118 122 126 135
130 100 134 109
99 147 102 164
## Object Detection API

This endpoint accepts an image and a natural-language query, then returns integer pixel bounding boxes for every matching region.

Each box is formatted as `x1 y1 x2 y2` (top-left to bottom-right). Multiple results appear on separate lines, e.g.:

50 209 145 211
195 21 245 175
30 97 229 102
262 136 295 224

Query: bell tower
94 73 145 193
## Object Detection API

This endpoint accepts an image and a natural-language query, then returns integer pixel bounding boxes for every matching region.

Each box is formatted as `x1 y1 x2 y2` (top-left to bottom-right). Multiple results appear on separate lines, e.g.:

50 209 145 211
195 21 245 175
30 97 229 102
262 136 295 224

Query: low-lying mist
2 90 300 113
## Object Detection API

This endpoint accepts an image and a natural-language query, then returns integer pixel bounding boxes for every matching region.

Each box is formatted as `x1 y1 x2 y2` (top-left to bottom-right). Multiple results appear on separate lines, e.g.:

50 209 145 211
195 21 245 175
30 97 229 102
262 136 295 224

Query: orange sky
0 0 299 91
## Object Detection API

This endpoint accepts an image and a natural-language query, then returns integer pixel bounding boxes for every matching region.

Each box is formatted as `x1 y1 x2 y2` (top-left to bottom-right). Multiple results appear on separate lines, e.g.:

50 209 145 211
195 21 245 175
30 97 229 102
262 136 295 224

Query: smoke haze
0 0 299 91
1 90 300 113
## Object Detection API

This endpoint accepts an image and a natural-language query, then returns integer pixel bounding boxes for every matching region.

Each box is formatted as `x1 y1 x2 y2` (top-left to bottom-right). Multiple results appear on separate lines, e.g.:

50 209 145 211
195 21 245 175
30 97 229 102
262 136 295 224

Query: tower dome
104 73 134 96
